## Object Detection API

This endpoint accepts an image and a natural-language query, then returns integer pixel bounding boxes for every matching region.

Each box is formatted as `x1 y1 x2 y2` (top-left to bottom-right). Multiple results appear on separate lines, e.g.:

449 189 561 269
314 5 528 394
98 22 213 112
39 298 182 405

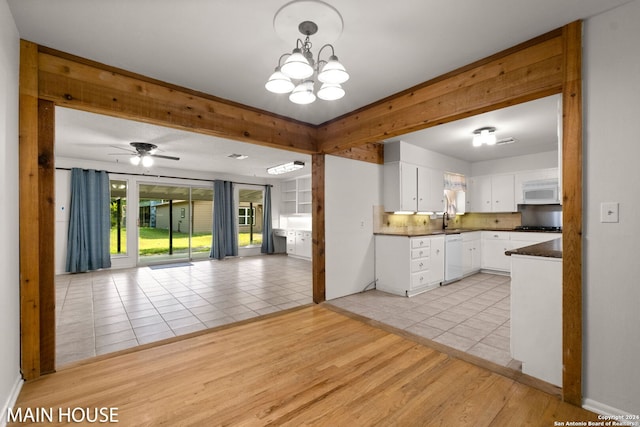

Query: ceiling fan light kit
266 1 348 104
111 142 180 167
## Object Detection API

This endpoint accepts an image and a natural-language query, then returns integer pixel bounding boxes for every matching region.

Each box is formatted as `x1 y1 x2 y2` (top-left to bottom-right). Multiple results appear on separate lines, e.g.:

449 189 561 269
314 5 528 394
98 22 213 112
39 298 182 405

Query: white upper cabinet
384 162 417 212
427 168 446 213
384 162 445 213
491 174 515 212
467 174 515 213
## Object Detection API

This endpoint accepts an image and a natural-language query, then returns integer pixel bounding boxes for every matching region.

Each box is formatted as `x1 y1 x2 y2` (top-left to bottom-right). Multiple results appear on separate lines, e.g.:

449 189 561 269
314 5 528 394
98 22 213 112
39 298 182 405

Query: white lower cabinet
286 230 312 260
462 231 481 276
511 254 562 386
481 232 561 274
375 235 444 297
430 235 445 285
481 231 512 272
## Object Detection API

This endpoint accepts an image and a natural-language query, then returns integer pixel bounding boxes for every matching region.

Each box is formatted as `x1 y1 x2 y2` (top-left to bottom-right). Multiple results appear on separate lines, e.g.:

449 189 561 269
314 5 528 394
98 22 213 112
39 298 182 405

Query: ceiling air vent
496 137 517 145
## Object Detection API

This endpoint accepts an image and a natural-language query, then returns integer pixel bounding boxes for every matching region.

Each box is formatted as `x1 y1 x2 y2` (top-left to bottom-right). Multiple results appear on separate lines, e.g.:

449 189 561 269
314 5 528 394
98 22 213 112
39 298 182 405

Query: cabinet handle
419 262 424 267
436 249 440 254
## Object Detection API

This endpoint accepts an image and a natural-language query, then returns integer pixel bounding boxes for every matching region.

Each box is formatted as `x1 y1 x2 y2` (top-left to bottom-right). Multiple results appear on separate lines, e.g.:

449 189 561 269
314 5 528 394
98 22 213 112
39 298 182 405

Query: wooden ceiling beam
316 30 564 153
36 48 318 155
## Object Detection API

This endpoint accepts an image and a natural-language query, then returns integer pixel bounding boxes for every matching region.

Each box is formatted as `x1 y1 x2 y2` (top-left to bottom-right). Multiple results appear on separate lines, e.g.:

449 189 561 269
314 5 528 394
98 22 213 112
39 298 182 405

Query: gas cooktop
514 226 563 232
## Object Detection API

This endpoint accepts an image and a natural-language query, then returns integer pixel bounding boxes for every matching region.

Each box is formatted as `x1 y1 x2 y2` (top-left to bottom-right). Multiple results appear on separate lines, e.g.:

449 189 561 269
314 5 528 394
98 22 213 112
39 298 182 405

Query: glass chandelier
265 21 349 105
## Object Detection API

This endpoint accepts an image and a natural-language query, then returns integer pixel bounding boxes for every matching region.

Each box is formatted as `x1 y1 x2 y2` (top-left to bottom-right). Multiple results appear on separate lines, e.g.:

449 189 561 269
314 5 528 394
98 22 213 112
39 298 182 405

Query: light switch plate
600 202 619 223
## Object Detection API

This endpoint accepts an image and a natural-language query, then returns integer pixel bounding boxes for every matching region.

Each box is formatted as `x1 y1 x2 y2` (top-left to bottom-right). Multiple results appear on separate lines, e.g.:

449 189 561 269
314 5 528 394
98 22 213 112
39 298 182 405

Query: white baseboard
583 398 637 420
0 374 24 427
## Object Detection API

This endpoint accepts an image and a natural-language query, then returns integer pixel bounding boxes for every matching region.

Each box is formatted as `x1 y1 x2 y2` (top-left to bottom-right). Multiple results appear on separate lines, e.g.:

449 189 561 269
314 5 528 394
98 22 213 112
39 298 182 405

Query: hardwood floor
12 305 598 426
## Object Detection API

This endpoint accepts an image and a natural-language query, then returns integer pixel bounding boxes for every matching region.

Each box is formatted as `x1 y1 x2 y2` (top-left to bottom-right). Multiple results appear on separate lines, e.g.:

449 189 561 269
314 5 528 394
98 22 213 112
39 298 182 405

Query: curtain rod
55 167 273 187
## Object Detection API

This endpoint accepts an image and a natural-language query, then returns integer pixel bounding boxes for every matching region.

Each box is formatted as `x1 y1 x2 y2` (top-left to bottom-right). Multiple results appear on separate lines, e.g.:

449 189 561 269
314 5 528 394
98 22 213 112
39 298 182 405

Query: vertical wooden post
561 21 583 405
19 40 41 380
38 99 56 374
311 153 326 303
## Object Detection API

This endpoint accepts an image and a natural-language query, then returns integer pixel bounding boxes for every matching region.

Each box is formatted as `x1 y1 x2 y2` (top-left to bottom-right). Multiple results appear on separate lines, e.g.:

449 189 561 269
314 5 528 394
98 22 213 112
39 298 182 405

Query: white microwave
522 179 560 204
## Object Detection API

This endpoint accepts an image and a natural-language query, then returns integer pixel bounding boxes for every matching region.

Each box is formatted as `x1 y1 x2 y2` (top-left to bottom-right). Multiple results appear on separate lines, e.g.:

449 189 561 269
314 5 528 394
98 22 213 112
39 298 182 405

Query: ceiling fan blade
151 154 180 161
110 145 136 153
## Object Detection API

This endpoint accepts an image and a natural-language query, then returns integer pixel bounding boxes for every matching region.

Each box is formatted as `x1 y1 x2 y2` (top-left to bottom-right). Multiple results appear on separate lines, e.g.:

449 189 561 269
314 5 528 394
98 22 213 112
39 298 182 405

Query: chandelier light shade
317 82 345 101
130 155 141 166
289 80 317 104
281 49 314 79
265 66 295 93
472 127 497 147
318 55 349 84
266 20 348 104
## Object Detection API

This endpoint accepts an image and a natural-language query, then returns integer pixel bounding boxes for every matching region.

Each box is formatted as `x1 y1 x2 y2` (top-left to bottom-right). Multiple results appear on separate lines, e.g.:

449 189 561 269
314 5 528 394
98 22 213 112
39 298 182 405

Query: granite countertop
374 228 515 237
505 238 563 259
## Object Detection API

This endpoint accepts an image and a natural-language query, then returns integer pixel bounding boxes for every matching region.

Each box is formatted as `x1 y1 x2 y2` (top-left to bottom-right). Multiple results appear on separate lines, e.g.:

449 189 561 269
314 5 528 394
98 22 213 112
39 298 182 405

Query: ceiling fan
110 142 180 167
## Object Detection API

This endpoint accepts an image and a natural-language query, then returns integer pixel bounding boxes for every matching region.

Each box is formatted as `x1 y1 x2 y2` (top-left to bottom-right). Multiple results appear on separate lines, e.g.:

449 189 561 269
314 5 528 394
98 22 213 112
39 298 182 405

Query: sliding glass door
138 183 213 264
238 188 264 248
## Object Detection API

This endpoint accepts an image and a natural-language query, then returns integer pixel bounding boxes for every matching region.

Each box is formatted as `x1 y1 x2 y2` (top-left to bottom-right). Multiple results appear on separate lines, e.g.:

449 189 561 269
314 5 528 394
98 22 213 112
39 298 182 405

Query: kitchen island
506 238 562 387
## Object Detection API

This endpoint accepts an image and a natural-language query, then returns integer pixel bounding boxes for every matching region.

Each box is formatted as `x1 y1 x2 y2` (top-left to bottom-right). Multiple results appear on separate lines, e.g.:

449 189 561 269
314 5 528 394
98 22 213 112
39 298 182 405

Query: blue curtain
66 168 112 273
210 180 238 260
261 185 274 254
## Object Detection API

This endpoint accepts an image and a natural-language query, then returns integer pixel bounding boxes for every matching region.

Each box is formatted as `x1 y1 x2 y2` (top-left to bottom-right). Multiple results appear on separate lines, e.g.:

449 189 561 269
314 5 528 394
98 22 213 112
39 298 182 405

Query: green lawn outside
110 227 261 255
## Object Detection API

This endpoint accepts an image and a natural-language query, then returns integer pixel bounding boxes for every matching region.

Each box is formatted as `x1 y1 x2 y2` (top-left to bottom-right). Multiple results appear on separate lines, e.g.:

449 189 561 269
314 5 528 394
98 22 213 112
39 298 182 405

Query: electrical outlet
600 202 619 223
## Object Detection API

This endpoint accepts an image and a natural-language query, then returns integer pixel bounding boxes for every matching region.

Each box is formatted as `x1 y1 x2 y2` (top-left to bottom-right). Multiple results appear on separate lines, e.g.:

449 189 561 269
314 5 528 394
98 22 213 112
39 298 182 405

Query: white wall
325 155 382 300
471 150 558 176
583 0 640 414
385 140 472 176
0 0 23 423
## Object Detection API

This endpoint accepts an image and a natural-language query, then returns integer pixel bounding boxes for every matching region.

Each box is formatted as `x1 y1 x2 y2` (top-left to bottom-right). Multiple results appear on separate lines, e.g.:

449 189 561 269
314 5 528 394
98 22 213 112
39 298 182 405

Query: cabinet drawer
482 231 510 240
411 248 429 259
411 272 430 289
411 238 431 249
411 258 429 273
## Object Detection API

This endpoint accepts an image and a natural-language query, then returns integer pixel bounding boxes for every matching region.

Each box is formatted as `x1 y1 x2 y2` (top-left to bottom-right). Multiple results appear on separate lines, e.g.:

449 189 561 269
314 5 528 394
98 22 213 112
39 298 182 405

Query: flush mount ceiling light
266 1 348 104
267 160 305 175
472 127 497 147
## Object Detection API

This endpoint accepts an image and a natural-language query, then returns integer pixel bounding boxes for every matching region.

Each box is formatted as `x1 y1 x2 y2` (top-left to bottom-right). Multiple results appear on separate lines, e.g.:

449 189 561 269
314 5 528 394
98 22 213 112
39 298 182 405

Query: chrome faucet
443 212 449 230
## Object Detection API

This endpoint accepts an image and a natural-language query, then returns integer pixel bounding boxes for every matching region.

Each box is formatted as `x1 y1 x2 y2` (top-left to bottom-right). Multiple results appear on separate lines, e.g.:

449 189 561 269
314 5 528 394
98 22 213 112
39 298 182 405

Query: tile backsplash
373 205 521 234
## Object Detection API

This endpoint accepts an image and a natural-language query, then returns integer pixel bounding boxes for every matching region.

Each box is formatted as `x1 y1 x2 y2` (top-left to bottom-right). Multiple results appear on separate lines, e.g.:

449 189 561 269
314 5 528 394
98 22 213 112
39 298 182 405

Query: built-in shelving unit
280 175 312 215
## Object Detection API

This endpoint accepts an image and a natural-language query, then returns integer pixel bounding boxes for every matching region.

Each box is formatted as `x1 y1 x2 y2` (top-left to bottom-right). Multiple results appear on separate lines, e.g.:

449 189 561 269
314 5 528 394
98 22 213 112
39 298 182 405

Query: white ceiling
55 107 313 178
8 0 629 174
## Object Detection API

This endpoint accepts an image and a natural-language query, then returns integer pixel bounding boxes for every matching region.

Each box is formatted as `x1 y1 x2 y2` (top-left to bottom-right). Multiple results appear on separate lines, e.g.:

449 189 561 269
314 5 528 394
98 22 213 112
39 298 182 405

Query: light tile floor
56 255 313 367
327 272 519 369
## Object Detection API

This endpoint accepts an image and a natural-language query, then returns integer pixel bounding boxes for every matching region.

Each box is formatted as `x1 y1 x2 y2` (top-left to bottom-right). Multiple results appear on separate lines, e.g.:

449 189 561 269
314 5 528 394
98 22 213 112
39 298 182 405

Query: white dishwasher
444 234 463 284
